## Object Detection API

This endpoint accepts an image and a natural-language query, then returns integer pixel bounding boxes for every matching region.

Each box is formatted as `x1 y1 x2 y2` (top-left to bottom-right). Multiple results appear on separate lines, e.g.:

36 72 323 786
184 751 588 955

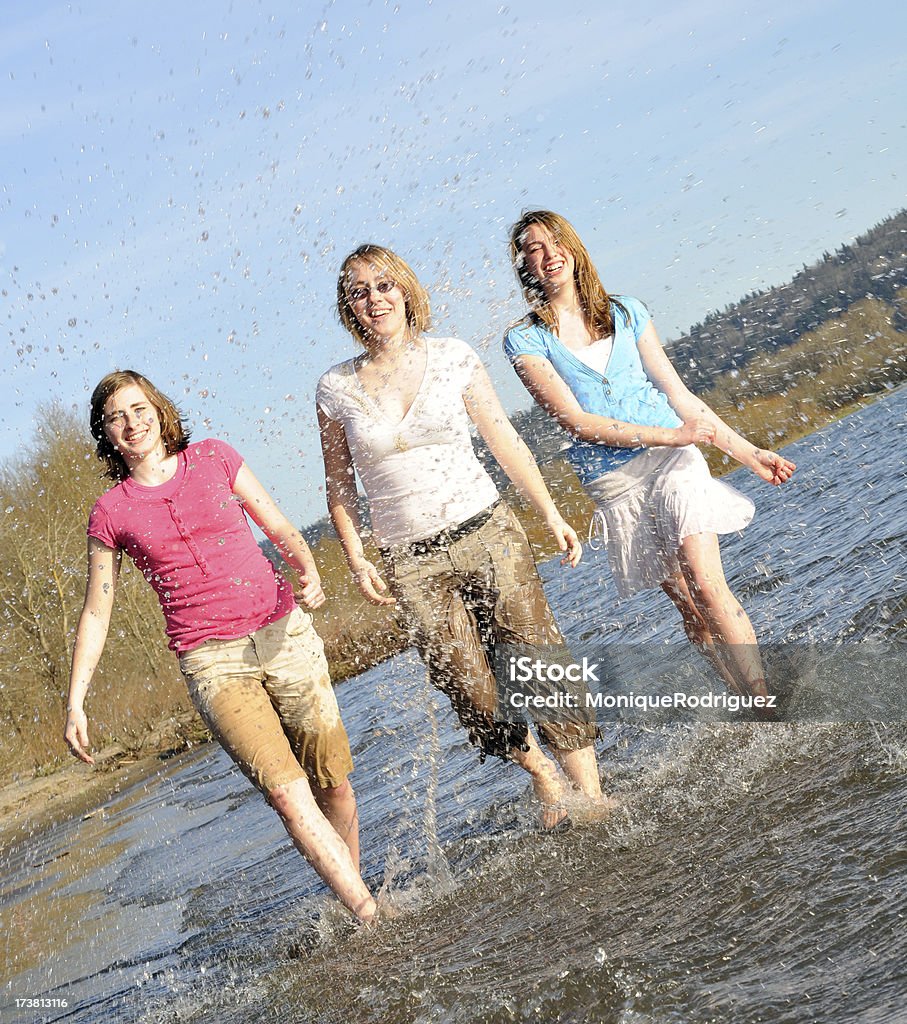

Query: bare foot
538 803 570 831
569 793 620 824
531 764 569 830
509 734 571 831
358 899 400 928
353 895 379 925
744 678 779 720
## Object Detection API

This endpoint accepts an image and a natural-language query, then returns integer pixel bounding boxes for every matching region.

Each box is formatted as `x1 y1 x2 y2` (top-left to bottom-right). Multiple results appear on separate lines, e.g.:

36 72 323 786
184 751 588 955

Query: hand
547 516 582 568
673 418 715 447
751 449 797 486
64 707 95 765
298 570 326 610
352 561 397 606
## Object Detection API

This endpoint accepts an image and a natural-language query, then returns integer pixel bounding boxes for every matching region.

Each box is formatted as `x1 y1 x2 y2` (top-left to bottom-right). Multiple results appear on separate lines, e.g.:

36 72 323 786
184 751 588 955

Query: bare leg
509 731 568 828
551 744 619 819
550 744 601 797
269 777 376 922
676 532 770 703
662 573 742 695
313 778 361 872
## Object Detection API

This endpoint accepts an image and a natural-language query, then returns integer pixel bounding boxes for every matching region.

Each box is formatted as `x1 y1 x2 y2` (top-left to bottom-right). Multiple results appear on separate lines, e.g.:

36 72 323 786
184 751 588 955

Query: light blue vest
504 296 681 484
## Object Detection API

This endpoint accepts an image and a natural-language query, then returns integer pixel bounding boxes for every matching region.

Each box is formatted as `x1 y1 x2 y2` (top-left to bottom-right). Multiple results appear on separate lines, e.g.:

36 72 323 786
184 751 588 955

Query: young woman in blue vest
504 210 796 708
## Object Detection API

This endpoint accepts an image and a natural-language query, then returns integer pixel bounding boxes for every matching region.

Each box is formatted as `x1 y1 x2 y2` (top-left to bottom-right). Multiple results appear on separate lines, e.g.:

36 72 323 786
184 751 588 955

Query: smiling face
519 222 577 299
343 258 409 345
336 244 432 347
102 383 165 465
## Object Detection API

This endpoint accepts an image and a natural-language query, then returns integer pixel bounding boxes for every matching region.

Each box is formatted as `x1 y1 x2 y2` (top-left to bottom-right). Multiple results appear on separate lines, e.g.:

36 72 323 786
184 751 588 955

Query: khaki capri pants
383 501 597 761
178 606 353 794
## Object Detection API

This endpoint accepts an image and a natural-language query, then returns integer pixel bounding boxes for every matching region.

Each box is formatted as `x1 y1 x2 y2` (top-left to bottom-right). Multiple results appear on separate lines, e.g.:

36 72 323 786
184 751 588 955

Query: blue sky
3 0 905 526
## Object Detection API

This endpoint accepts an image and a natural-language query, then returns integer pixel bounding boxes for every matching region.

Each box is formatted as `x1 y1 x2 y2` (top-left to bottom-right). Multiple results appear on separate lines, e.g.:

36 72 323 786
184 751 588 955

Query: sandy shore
0 710 207 852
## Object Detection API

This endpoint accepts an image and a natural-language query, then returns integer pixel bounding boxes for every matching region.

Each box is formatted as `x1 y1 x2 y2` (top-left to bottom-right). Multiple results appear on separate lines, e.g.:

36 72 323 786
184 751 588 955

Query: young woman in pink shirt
64 370 377 923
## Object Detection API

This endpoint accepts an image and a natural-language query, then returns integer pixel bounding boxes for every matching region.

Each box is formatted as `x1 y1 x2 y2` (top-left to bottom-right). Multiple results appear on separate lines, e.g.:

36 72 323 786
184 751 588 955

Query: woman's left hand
351 561 397 606
299 571 327 609
547 517 583 568
751 449 797 485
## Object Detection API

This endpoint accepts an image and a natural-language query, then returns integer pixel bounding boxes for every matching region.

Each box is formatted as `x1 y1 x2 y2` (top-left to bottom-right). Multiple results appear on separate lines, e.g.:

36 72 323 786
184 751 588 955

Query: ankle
746 677 769 699
354 895 378 923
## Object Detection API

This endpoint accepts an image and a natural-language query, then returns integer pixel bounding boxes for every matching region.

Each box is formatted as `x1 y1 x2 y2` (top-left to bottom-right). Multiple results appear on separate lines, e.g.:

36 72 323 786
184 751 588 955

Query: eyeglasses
347 279 397 304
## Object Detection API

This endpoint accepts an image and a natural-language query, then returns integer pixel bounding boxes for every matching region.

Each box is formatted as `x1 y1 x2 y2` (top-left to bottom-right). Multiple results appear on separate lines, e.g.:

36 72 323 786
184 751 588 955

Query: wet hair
336 244 432 347
508 210 627 338
89 370 191 481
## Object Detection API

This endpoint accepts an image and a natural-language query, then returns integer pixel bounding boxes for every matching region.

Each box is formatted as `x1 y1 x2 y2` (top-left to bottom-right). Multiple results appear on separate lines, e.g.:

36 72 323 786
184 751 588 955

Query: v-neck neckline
545 323 615 381
349 341 431 428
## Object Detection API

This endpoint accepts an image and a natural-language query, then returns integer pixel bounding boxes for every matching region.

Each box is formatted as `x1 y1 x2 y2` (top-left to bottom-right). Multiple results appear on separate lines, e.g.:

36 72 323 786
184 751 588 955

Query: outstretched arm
317 407 395 605
463 360 582 567
65 538 121 764
232 464 325 609
510 353 714 450
637 321 796 485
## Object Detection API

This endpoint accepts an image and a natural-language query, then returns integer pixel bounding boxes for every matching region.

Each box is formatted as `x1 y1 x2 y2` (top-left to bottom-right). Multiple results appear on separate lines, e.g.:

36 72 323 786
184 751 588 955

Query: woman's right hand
351 561 397 606
64 707 95 765
673 418 715 447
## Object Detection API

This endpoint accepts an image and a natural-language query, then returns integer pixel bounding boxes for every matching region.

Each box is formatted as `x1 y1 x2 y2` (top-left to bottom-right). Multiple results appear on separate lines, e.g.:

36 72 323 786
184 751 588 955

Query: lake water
2 390 905 1024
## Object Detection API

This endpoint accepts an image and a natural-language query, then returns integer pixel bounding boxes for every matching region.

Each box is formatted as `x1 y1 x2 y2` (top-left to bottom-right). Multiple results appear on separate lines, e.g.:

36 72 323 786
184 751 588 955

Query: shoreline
0 709 206 854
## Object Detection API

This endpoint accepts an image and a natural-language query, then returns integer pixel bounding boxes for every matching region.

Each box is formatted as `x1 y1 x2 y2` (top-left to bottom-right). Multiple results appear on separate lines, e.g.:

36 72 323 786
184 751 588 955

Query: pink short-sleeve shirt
88 439 296 651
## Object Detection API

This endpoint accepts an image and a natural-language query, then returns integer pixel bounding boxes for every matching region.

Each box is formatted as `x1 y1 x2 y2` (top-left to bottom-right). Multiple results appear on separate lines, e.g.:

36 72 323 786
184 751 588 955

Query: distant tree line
666 208 907 391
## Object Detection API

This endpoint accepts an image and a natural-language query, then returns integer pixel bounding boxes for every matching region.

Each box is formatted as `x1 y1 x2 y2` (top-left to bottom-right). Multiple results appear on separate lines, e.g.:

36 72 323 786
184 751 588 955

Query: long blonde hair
336 244 432 347
508 210 627 337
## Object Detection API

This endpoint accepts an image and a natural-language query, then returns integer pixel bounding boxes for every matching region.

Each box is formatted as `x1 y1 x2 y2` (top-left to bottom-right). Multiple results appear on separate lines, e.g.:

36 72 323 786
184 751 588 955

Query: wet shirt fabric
503 295 682 484
87 438 296 651
316 337 500 547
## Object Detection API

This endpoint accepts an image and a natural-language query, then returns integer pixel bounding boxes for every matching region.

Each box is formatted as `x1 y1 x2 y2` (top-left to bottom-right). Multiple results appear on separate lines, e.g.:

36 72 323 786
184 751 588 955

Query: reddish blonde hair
509 210 627 337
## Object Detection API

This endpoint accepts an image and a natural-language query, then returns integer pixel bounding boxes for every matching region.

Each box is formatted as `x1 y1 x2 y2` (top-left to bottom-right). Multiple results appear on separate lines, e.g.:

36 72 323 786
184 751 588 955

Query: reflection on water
1 393 905 1023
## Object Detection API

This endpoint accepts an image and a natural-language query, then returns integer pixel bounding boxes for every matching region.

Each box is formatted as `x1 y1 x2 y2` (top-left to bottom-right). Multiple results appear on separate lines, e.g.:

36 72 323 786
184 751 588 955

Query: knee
663 584 705 635
670 589 703 626
268 784 292 818
685 570 731 612
313 778 352 804
268 776 314 819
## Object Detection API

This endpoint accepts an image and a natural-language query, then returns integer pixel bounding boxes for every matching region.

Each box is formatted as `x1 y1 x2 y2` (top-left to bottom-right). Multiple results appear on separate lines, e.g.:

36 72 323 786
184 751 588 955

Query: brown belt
380 500 501 560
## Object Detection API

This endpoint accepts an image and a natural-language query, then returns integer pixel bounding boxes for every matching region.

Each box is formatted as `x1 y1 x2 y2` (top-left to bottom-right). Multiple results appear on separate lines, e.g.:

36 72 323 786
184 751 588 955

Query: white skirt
584 445 755 597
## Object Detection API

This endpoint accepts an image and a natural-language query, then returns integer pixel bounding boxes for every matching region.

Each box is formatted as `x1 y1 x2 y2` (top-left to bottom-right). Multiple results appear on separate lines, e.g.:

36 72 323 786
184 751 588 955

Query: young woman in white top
317 244 613 827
